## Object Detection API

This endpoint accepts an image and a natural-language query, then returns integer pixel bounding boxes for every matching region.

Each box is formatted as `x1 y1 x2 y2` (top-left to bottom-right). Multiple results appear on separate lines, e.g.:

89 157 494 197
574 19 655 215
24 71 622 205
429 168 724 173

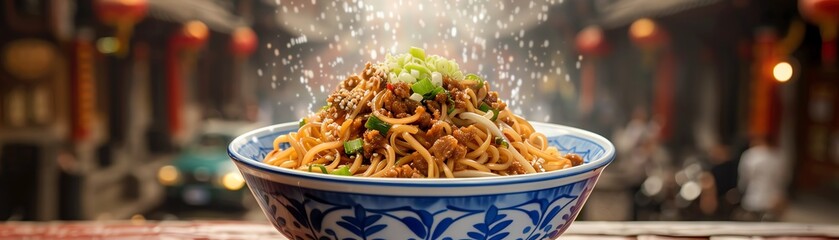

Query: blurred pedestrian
737 136 790 221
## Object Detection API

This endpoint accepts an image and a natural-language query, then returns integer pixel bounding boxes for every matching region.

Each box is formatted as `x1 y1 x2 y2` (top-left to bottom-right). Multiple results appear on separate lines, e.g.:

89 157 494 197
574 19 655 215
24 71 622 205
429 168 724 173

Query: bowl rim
228 121 615 187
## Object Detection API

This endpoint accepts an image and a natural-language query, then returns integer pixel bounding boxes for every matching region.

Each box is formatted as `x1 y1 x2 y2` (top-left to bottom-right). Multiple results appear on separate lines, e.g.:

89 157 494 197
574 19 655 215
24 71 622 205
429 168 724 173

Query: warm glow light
222 171 245 191
96 37 120 54
576 26 606 55
183 21 209 40
157 165 179 186
773 61 793 82
130 214 146 225
630 18 656 39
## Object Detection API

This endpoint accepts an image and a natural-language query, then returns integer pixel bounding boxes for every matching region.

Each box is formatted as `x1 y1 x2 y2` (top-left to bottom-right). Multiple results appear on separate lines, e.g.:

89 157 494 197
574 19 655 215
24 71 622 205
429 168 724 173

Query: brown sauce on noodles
264 52 582 178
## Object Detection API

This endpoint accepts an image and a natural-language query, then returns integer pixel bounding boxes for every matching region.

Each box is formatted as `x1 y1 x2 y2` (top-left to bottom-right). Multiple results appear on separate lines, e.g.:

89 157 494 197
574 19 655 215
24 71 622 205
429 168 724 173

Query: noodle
263 48 582 178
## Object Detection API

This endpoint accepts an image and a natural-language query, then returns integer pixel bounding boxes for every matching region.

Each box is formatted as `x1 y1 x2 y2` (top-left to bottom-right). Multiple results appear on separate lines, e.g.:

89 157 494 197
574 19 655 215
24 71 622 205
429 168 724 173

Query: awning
146 0 248 34
596 0 722 28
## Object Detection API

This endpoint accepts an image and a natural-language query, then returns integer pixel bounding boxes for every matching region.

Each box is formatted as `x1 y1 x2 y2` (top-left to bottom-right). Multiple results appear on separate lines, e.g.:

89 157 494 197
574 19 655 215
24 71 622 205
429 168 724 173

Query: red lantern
230 27 258 58
167 21 209 136
170 21 210 49
800 0 839 64
575 26 609 56
93 0 148 57
800 0 839 23
629 18 669 51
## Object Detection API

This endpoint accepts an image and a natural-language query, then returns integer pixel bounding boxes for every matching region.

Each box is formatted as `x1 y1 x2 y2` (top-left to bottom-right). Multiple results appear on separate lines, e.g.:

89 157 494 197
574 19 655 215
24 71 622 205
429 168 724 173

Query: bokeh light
773 61 793 82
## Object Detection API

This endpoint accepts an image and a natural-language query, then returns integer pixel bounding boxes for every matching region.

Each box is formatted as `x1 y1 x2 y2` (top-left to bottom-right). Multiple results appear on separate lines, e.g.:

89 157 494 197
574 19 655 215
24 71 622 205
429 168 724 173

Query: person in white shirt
738 136 790 220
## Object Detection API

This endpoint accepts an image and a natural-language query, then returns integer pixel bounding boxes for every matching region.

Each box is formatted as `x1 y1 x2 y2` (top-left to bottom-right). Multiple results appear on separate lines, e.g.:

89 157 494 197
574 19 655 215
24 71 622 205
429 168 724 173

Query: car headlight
158 165 180 186
221 171 245 191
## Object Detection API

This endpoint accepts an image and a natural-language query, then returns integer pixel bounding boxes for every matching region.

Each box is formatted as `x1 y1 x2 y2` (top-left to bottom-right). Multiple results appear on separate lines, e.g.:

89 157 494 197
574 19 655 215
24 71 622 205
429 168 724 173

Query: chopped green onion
494 137 509 148
330 165 351 176
479 103 499 121
343 138 364 155
465 74 484 89
383 48 464 83
409 93 424 102
405 63 431 79
321 104 331 111
365 115 392 136
397 72 416 83
308 164 328 174
409 47 426 60
411 78 435 96
478 103 490 111
405 63 431 76
413 77 445 100
299 118 307 127
431 72 443 86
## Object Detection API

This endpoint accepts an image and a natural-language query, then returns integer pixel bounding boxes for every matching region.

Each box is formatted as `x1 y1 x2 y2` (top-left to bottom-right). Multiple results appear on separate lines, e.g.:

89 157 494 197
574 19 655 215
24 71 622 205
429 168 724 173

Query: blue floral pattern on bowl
229 122 615 240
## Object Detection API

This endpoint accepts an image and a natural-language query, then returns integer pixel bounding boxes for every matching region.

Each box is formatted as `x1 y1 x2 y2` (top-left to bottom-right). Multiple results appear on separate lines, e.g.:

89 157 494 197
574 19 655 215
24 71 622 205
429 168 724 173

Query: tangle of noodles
263 48 583 178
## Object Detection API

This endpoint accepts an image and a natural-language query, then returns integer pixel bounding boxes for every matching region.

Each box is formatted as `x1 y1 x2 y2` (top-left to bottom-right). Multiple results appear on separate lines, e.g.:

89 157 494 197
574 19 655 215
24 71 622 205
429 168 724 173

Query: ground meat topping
509 159 527 175
362 130 385 158
417 112 433 129
500 117 515 128
425 121 448 143
392 82 412 98
565 153 584 166
452 127 474 145
425 100 442 119
409 152 429 175
429 135 467 163
380 90 421 118
381 165 424 178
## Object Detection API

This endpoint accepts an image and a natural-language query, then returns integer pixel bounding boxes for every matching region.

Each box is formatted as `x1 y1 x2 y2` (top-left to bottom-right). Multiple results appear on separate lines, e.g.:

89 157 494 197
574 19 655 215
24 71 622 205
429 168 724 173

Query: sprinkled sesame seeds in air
261 0 570 122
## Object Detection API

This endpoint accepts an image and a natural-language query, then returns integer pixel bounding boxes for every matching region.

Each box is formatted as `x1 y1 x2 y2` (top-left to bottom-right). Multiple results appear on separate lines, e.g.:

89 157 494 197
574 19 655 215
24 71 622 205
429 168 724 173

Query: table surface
0 221 837 239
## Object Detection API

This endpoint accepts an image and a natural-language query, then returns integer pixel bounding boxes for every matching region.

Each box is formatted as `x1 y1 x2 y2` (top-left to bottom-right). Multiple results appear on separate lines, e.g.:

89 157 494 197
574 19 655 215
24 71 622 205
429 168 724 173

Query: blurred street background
0 0 838 223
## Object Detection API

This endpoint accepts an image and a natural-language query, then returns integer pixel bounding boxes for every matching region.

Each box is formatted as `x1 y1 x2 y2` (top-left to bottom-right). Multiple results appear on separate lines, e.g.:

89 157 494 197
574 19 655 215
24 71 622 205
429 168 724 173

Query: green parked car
158 120 260 210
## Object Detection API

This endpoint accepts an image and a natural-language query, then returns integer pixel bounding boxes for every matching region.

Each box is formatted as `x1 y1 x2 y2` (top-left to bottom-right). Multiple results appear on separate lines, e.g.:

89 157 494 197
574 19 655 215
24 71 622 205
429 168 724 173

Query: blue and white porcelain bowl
228 122 615 240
